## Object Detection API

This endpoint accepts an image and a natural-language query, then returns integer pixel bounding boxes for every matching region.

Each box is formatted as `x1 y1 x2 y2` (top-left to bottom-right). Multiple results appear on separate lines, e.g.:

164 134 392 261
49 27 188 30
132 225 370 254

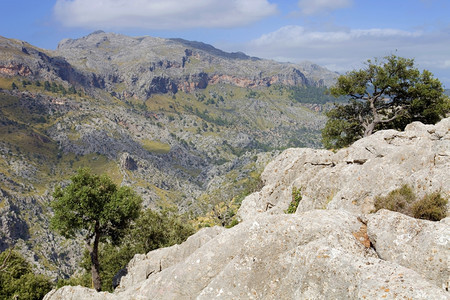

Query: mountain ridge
0 32 341 278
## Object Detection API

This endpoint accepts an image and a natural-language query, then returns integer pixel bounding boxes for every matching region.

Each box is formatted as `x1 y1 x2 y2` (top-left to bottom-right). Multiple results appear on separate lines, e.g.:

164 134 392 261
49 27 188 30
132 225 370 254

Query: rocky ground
44 118 450 299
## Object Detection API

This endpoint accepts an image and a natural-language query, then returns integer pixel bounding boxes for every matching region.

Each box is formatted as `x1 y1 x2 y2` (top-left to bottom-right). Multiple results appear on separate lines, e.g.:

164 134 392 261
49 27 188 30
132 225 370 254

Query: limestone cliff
44 119 449 299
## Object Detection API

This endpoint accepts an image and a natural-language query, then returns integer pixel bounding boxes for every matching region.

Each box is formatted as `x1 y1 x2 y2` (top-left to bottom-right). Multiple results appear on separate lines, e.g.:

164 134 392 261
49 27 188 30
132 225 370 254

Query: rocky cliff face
0 32 336 278
44 119 449 299
1 32 337 100
54 31 336 98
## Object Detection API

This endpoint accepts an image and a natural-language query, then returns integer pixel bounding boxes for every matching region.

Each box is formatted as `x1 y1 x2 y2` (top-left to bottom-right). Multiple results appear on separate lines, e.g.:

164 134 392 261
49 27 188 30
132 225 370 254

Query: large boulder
367 209 450 291
239 118 450 220
114 226 225 292
43 285 114 300
44 210 449 299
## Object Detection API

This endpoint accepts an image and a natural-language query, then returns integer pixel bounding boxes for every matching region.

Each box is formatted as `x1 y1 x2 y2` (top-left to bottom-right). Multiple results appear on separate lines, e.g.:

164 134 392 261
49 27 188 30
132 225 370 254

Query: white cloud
53 0 278 29
252 26 422 47
239 25 450 86
298 0 352 15
442 60 450 68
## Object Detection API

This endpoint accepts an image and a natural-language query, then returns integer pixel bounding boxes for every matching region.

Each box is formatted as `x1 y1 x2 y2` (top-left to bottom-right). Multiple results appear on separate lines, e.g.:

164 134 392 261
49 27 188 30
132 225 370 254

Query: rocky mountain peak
168 38 257 60
1 32 338 100
52 31 338 98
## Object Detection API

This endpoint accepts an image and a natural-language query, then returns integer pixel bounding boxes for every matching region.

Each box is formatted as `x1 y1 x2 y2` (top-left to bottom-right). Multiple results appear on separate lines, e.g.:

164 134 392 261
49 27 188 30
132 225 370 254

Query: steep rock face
238 118 450 220
0 36 95 87
54 31 336 97
44 210 449 299
1 33 338 98
0 192 29 251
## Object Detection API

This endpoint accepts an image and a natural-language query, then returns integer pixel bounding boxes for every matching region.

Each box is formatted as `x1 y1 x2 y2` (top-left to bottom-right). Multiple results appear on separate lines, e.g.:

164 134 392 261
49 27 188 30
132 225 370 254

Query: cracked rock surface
44 119 449 299
44 210 449 299
239 118 450 220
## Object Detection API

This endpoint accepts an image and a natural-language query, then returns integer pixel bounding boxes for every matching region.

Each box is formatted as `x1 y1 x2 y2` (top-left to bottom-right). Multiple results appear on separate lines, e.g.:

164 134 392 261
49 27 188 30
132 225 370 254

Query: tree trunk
87 224 102 291
363 121 376 137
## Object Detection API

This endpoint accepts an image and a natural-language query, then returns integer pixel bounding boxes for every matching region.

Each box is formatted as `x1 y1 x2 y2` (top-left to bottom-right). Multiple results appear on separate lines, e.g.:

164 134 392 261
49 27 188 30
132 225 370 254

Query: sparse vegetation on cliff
285 187 302 214
373 184 448 221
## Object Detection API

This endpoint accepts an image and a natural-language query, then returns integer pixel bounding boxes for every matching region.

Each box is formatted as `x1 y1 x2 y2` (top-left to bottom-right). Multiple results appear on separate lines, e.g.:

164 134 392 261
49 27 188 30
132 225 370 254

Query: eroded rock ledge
239 118 450 220
44 119 449 299
44 210 448 299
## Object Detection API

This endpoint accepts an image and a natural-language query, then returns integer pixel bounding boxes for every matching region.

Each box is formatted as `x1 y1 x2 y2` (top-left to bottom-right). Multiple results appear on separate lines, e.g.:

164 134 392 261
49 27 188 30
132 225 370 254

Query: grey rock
43 286 116 300
53 32 337 98
119 153 138 171
115 226 225 292
239 118 450 221
0 195 29 250
367 209 450 291
44 210 449 299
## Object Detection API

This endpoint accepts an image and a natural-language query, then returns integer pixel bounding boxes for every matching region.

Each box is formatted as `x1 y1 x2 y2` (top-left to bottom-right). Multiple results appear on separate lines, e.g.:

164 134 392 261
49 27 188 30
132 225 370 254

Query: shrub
411 192 448 221
226 218 239 228
0 249 52 300
373 184 415 215
373 185 448 221
286 187 302 214
56 272 91 289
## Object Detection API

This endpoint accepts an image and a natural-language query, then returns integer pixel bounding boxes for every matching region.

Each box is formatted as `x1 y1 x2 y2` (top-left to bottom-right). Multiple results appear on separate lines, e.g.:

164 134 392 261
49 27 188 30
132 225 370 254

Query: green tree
68 209 194 292
68 85 77 94
50 168 142 291
322 55 449 149
0 249 52 300
44 81 51 91
128 209 194 254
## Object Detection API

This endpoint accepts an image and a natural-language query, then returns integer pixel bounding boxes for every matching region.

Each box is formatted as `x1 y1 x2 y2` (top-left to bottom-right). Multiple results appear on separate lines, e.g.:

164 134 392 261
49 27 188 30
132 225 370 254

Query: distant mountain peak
89 30 106 36
168 38 257 61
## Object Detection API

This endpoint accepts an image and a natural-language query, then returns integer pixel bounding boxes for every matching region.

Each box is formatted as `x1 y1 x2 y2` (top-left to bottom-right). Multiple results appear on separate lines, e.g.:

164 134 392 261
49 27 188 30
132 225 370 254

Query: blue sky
1 0 450 87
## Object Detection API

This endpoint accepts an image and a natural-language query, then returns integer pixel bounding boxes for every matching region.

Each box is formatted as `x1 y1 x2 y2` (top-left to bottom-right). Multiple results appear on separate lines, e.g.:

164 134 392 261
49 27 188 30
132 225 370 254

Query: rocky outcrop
44 210 449 299
367 209 449 291
119 153 138 171
239 118 450 220
53 31 336 98
44 119 449 299
114 226 225 291
0 37 100 89
0 193 29 251
0 63 33 76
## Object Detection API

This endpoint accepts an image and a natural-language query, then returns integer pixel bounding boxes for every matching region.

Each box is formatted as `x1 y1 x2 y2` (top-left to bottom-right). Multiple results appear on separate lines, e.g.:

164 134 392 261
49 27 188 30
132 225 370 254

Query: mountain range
0 31 339 277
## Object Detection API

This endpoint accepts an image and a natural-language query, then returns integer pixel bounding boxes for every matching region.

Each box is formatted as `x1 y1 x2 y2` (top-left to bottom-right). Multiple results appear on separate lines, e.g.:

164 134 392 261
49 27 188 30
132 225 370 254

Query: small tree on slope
50 168 142 291
322 55 449 149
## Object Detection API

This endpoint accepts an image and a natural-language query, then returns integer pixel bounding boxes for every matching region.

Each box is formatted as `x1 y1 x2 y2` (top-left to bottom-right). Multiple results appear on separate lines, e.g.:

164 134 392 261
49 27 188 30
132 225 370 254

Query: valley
0 32 338 278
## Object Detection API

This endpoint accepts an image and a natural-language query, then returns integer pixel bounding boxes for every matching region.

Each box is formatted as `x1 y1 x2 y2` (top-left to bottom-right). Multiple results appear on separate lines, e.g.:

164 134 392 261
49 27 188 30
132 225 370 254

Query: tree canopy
80 208 195 291
0 249 52 300
322 55 449 149
50 168 142 291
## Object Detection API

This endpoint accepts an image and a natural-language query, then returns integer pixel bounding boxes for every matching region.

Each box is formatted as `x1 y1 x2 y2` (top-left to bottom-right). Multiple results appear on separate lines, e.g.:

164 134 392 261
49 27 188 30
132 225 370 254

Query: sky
1 0 450 87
